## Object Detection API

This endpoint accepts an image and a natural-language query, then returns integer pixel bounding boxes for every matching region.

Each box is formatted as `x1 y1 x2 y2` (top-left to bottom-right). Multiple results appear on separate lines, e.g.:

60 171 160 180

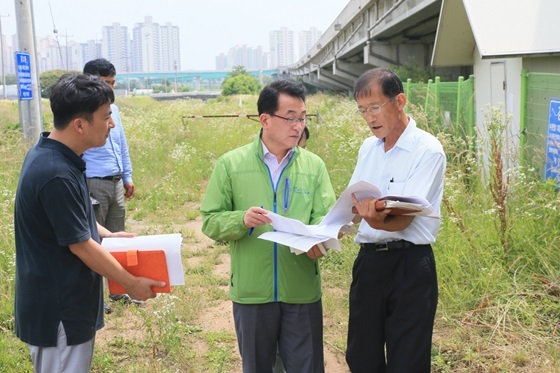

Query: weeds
0 96 558 372
483 106 513 254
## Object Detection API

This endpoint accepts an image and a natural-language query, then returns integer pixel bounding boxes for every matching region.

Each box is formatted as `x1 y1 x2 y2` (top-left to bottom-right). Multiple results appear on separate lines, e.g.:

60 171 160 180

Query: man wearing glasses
201 80 335 372
346 68 446 372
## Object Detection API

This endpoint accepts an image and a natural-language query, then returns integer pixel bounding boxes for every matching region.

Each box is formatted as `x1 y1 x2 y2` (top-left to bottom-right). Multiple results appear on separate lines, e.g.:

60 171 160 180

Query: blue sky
2 0 350 70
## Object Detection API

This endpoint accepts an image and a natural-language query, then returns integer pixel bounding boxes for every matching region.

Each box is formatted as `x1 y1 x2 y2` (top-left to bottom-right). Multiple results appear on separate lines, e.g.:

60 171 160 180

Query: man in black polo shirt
14 73 165 373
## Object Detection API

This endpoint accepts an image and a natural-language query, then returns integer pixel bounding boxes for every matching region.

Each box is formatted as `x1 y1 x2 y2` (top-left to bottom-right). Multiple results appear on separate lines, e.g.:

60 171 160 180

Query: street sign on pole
15 51 33 100
15 0 43 142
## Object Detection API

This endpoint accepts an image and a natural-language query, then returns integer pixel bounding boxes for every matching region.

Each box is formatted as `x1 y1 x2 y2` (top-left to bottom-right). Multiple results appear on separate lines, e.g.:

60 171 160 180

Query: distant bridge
115 69 278 85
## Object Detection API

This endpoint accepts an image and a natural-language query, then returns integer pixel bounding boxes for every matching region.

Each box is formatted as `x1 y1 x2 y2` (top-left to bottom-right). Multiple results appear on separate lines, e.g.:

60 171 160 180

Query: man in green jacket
200 80 335 373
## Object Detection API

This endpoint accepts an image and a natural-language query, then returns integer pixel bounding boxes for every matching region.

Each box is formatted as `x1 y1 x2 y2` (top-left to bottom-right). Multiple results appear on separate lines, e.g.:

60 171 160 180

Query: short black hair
257 80 306 115
302 125 310 139
83 58 116 77
50 73 115 130
353 68 404 101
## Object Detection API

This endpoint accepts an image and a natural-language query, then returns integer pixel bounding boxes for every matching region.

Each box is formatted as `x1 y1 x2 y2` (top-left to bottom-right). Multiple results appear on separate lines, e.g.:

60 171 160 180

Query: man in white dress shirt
346 67 446 373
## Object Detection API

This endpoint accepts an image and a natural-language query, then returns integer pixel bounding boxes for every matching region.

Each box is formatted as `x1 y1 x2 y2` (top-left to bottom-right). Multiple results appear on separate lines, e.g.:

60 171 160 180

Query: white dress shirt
261 141 294 189
349 117 446 245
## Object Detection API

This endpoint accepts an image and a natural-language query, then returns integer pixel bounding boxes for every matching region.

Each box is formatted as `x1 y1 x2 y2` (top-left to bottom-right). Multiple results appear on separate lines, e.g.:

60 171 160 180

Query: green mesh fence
404 76 475 143
400 73 559 179
523 72 560 176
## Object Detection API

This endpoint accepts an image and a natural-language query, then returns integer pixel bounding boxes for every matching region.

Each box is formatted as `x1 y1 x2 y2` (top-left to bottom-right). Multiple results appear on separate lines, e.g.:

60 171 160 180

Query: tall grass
0 94 558 372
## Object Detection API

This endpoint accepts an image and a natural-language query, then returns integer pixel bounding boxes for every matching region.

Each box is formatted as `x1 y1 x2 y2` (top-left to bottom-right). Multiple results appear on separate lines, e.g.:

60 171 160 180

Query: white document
258 212 346 253
102 233 185 286
258 180 439 253
326 180 439 220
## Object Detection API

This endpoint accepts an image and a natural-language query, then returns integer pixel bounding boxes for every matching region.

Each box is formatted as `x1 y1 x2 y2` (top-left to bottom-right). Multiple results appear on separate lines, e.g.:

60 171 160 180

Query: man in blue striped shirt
83 59 136 308
82 58 134 233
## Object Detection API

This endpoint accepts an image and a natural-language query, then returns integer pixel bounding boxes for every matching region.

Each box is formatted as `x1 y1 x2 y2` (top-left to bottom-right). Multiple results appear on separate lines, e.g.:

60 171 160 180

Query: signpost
15 51 33 100
15 0 42 142
545 99 560 185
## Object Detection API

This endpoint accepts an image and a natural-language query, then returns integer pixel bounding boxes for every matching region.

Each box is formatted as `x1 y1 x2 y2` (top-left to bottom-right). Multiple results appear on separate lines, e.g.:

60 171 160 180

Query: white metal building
432 0 560 168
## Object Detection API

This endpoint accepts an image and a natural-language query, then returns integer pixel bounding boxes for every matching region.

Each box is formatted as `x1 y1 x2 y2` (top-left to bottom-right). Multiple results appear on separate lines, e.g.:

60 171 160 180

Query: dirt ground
97 216 350 372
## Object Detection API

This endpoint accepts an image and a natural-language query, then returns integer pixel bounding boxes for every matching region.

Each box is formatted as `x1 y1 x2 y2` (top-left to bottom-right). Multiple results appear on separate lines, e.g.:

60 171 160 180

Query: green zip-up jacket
200 133 336 304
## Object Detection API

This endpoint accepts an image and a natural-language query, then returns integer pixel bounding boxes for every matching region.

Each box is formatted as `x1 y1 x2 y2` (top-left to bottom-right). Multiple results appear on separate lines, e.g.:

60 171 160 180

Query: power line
48 1 65 69
59 30 74 70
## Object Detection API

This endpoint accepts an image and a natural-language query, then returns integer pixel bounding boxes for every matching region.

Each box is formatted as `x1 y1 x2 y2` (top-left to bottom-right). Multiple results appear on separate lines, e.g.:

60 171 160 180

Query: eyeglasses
356 99 392 117
272 113 310 126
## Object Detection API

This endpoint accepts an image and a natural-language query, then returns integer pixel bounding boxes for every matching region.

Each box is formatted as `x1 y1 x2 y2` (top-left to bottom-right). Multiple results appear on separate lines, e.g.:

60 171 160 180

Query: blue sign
545 99 560 185
15 52 33 100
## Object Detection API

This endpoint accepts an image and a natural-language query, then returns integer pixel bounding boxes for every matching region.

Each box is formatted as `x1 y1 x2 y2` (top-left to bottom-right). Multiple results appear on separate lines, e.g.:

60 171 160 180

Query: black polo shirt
14 132 103 347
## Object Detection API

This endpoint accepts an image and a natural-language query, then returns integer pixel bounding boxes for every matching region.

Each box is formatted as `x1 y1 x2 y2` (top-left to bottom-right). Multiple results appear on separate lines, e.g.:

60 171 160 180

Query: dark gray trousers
233 300 324 373
86 178 125 233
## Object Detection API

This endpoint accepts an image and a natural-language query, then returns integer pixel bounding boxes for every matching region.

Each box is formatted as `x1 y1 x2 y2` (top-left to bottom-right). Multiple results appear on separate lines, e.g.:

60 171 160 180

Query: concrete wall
523 56 560 74
473 45 522 170
472 52 560 173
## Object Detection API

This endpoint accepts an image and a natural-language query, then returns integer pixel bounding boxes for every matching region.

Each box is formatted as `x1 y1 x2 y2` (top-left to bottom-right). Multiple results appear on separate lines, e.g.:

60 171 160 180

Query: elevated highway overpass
287 0 463 92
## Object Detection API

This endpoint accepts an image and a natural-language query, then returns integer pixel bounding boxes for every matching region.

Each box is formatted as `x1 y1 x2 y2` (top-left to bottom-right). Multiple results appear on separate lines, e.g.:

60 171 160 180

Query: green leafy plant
221 66 261 95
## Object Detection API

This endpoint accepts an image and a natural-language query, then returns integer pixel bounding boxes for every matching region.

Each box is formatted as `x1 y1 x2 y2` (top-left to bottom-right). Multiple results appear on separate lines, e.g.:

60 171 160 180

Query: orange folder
108 249 171 294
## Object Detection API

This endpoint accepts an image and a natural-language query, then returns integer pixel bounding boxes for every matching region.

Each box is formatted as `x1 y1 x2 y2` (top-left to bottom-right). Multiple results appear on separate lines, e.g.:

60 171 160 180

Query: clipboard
108 249 171 294
375 200 424 215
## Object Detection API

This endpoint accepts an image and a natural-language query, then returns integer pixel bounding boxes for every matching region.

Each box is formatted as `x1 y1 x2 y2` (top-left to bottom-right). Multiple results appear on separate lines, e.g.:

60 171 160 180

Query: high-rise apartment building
101 23 130 73
35 36 65 71
67 41 84 71
252 47 268 71
131 16 161 73
215 44 266 71
34 36 98 72
130 17 181 73
160 22 181 72
298 27 322 60
81 40 102 65
1 34 15 76
216 53 228 70
269 27 294 68
214 25 323 71
1 16 180 75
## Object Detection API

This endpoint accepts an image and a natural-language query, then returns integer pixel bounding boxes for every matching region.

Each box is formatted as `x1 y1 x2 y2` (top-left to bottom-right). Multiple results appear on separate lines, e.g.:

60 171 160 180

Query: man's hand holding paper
244 206 271 231
257 180 439 253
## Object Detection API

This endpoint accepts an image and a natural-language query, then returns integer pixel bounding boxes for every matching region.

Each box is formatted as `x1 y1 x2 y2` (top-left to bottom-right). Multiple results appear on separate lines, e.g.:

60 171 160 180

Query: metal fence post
519 69 528 168
456 76 464 138
434 76 440 112
467 75 475 150
424 79 433 113
405 78 411 114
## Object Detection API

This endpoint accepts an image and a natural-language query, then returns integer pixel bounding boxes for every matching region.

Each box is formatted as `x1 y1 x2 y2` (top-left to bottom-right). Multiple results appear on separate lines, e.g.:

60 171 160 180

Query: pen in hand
248 205 265 235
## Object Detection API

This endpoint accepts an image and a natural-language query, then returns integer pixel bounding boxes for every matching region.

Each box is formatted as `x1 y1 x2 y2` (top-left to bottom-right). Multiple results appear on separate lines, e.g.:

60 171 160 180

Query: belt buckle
375 243 389 251
112 175 121 182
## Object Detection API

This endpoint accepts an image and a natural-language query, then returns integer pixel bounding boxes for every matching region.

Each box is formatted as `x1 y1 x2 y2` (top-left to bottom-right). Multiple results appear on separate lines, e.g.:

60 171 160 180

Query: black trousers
346 244 438 373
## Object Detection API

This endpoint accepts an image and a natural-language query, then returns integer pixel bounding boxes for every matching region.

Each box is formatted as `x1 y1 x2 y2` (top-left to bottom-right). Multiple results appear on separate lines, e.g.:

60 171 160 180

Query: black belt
93 175 122 182
360 240 416 252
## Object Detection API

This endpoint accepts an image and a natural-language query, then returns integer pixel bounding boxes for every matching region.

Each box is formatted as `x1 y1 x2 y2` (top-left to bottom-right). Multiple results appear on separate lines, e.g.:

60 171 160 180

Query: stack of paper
258 180 439 254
